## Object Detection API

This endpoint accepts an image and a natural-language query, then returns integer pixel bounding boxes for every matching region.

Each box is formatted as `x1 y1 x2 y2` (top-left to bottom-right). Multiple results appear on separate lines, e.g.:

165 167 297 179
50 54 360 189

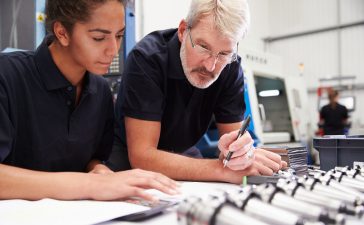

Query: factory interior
1 0 364 224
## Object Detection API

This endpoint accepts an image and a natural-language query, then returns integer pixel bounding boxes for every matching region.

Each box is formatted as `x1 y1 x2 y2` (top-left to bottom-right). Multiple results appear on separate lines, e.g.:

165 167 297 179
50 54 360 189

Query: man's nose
203 54 218 72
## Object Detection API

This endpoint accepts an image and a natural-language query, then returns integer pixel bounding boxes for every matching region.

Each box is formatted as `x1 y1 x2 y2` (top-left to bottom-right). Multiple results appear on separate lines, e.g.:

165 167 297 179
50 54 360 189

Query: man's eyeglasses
187 27 238 64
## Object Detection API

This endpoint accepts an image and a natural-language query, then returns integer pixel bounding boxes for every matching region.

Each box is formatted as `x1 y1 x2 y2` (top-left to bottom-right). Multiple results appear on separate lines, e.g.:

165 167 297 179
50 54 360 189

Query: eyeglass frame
187 26 239 64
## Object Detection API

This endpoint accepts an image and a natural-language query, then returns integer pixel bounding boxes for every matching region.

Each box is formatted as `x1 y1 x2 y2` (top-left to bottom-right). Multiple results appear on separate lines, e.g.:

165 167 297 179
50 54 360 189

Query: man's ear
53 21 71 47
177 19 188 42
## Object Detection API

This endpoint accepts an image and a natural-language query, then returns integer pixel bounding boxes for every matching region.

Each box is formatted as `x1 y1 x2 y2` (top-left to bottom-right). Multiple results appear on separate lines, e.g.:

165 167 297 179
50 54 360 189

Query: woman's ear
53 21 70 47
177 19 188 42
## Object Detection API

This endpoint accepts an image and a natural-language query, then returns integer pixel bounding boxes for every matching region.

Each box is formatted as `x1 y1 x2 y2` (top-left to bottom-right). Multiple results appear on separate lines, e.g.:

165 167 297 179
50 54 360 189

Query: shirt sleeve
343 105 349 119
119 49 165 121
214 60 245 123
0 76 15 162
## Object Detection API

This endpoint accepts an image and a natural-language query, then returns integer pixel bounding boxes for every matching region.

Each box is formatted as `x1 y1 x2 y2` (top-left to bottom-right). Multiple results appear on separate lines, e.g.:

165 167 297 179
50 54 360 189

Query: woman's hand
88 169 180 202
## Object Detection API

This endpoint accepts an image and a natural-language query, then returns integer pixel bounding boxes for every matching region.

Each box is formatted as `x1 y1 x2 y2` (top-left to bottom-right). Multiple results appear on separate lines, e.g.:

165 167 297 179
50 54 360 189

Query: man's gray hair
186 0 250 41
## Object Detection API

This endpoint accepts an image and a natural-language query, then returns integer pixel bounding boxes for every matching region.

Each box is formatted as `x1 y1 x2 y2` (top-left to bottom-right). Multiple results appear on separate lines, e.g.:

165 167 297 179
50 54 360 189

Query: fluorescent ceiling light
259 90 280 97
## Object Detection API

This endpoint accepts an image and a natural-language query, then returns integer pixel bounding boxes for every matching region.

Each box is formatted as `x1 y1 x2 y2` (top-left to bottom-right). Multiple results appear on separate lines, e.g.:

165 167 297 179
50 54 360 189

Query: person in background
0 0 178 201
109 0 287 184
319 90 349 135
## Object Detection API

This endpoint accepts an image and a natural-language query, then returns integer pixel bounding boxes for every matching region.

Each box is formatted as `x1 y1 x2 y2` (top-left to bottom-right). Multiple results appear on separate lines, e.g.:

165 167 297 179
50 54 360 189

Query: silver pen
223 115 251 168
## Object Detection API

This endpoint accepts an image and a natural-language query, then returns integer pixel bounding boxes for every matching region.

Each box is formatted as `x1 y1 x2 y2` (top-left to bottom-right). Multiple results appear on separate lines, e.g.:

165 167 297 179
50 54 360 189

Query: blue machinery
35 0 46 48
124 3 136 59
196 76 259 158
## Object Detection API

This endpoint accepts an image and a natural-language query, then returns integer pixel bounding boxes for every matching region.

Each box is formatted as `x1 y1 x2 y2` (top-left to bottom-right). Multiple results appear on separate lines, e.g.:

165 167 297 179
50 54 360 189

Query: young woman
0 0 178 201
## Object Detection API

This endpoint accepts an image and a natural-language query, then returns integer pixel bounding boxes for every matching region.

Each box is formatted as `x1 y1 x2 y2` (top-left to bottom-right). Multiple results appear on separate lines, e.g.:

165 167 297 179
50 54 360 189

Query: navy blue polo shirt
0 38 114 172
320 103 348 135
115 29 245 153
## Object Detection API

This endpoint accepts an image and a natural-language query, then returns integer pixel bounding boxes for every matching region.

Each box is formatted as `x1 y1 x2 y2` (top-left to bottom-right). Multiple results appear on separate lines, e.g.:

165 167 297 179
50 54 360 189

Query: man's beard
180 39 219 89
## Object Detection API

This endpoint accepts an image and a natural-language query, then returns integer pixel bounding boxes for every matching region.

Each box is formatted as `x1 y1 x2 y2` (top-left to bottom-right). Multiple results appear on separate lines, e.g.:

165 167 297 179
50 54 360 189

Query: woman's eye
116 34 124 40
93 37 105 42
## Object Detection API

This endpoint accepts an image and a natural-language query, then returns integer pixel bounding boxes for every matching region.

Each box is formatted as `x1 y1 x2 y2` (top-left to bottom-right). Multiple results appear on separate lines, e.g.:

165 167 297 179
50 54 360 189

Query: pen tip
223 160 227 168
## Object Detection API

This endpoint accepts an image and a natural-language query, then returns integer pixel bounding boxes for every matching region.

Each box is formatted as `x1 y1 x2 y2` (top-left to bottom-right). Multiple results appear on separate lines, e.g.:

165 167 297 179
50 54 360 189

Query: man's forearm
129 148 246 183
124 117 248 184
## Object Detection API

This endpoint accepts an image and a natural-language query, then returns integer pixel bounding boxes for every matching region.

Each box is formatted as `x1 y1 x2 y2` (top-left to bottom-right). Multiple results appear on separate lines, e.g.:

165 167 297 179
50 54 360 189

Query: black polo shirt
320 103 348 135
115 29 245 153
0 38 114 172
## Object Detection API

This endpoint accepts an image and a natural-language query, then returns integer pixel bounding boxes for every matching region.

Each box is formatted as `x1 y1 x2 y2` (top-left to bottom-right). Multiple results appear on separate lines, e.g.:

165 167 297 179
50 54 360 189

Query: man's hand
218 129 287 174
89 163 114 174
87 159 114 174
242 148 288 175
218 129 255 170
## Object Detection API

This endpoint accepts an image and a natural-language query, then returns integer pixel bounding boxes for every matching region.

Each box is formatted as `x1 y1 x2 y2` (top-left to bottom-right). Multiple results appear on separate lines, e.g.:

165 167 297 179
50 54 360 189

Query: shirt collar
84 73 97 94
167 31 186 80
34 36 97 94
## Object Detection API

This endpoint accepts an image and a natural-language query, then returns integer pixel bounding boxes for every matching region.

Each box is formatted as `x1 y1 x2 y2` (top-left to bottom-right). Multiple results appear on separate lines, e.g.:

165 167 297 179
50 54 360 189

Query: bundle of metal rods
177 166 364 225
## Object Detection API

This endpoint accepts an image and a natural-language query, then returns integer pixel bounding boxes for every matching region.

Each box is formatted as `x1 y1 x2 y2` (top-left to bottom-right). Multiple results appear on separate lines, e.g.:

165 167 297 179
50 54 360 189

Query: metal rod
263 21 364 43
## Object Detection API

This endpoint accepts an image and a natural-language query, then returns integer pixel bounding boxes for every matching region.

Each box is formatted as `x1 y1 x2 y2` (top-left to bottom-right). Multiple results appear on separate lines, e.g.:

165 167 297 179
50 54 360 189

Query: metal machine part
327 170 364 192
226 187 312 225
299 175 363 207
255 183 344 224
177 167 364 225
277 178 363 218
177 195 269 225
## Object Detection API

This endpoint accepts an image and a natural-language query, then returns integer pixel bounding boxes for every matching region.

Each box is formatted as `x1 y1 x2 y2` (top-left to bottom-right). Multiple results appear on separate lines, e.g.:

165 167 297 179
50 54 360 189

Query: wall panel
340 0 364 23
267 0 338 36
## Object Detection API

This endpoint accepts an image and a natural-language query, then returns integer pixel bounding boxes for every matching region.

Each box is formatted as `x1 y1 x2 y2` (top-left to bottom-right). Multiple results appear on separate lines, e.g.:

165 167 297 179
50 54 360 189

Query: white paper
0 199 148 225
147 181 241 201
0 182 241 225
